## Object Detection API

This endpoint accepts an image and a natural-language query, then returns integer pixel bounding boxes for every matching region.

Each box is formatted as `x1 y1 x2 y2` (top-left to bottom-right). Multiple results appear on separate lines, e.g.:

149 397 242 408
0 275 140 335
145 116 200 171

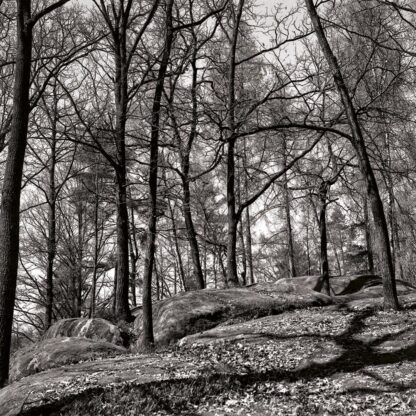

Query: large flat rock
134 285 331 345
0 353 203 416
10 337 127 382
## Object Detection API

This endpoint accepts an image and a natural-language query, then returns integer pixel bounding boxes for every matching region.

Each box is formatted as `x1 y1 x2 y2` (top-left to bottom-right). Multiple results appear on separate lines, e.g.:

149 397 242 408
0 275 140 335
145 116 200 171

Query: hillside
2 276 416 415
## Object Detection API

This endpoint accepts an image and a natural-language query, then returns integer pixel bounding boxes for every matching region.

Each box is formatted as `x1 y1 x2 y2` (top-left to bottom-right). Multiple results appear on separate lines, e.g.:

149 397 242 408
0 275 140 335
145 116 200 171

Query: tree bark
141 0 174 350
179 39 205 291
89 169 100 319
363 193 375 274
76 202 83 317
245 207 254 285
305 0 399 309
112 261 118 317
385 135 404 280
44 82 60 329
305 205 312 275
113 32 131 321
239 219 247 285
0 0 70 387
236 155 247 285
225 0 245 287
182 176 204 290
128 204 138 308
45 117 57 330
218 247 227 286
282 140 297 278
0 0 32 387
115 170 131 320
317 182 330 295
241 138 254 285
168 201 187 290
226 136 239 287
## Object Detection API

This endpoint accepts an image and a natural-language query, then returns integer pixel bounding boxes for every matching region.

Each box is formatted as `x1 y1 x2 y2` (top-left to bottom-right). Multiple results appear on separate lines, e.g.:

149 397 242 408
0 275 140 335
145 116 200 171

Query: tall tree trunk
213 250 218 288
141 0 174 350
387 184 404 281
112 261 118 317
89 172 100 319
241 138 254 285
168 201 187 290
180 38 205 291
282 140 296 278
174 266 177 294
225 0 245 287
182 177 204 290
203 225 208 285
305 205 312 275
363 194 375 274
239 220 247 285
155 261 160 301
284 180 296 278
237 156 247 285
317 182 330 295
115 171 131 320
305 0 399 310
113 36 131 320
45 124 57 330
385 135 404 280
387 184 396 272
245 208 254 284
92 0 160 321
129 205 138 308
226 137 239 287
44 82 59 329
0 1 32 387
76 203 83 317
218 247 227 286
129 247 137 307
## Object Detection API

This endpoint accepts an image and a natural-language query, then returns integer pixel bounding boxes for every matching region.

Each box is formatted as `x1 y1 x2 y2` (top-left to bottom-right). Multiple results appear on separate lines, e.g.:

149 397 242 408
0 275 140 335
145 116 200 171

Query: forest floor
4 298 416 415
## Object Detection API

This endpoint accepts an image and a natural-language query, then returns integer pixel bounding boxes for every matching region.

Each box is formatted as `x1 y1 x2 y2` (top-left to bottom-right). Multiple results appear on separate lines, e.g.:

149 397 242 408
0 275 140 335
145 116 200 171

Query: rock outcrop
134 284 332 345
10 337 126 382
43 318 127 346
276 274 415 297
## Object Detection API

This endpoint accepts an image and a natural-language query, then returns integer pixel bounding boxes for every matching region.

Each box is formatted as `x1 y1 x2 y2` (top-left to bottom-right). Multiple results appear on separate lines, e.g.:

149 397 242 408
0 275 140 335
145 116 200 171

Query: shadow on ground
12 306 416 415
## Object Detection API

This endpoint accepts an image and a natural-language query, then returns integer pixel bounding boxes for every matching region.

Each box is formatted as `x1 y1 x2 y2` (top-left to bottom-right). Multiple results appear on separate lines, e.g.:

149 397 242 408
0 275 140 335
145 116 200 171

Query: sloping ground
133 284 331 346
4 297 416 415
43 318 126 346
0 352 205 416
3 277 416 415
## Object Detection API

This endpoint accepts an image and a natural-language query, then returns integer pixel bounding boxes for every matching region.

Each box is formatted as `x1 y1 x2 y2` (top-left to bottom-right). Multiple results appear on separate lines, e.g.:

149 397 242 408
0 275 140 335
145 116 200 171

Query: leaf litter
8 306 416 415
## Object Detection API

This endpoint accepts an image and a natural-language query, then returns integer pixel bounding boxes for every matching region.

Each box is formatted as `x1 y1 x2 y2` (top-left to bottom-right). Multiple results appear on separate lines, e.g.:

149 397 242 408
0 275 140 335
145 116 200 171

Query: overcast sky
263 0 301 10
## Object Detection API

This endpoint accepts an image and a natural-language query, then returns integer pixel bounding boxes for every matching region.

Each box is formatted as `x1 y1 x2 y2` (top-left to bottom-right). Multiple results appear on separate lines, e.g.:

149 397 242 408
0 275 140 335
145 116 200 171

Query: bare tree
0 0 72 388
140 0 174 350
92 0 160 321
304 0 399 309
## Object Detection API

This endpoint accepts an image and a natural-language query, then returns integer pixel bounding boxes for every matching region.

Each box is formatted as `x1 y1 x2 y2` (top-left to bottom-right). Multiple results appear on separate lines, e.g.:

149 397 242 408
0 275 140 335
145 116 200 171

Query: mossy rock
10 337 127 382
134 286 331 346
43 318 127 346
